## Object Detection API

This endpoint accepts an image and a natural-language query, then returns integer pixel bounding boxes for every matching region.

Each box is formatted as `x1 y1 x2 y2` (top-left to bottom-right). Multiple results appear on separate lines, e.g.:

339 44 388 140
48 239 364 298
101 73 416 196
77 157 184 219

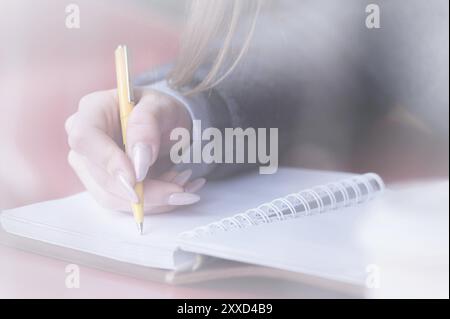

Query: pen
114 45 145 235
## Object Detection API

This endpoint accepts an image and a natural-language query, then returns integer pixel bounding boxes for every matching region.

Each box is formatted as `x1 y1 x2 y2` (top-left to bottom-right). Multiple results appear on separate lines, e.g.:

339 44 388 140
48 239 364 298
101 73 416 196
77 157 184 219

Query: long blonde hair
168 0 263 94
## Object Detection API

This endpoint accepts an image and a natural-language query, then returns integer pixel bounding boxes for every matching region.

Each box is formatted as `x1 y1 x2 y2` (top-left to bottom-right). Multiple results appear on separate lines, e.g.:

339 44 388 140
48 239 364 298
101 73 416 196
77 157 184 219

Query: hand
65 87 205 214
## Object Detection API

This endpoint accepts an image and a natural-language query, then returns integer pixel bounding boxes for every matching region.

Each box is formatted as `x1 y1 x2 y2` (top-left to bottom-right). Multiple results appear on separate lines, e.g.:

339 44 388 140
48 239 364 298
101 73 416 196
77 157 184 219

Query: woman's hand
65 87 205 214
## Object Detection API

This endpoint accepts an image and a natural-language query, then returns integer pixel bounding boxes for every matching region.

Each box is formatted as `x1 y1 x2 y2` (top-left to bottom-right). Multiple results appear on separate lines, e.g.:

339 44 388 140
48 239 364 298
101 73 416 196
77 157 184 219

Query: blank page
178 206 370 286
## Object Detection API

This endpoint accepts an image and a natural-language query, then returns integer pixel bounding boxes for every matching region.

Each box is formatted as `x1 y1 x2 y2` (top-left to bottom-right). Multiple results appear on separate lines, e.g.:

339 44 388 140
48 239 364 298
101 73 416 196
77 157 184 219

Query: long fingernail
167 193 200 205
132 143 153 182
185 178 206 193
172 169 192 186
117 173 139 203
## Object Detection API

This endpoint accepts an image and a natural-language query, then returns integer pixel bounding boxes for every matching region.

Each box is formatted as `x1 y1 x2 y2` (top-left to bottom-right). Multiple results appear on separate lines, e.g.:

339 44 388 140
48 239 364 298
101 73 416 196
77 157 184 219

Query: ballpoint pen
114 45 145 235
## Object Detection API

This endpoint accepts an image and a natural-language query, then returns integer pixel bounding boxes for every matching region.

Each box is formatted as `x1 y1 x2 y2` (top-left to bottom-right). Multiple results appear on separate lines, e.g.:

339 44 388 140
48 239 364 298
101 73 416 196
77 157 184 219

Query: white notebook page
178 205 369 285
1 168 352 270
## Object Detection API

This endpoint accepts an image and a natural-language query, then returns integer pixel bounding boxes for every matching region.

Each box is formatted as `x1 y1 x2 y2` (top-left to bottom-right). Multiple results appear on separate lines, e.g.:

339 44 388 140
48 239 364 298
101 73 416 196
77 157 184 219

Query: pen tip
138 222 144 235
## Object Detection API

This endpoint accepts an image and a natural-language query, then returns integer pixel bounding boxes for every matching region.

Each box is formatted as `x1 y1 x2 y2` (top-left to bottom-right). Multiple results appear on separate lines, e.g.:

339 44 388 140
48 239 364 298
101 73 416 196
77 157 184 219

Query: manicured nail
185 178 206 193
132 143 153 182
117 173 139 203
172 169 192 186
168 193 200 205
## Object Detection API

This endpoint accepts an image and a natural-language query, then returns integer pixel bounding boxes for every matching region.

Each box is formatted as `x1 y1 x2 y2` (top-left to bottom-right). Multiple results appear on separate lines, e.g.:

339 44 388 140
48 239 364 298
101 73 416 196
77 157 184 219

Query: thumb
126 98 162 182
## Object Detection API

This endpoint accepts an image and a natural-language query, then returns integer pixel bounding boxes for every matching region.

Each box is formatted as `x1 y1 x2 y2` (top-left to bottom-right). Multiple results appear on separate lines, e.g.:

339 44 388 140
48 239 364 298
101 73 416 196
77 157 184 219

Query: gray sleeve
135 63 295 180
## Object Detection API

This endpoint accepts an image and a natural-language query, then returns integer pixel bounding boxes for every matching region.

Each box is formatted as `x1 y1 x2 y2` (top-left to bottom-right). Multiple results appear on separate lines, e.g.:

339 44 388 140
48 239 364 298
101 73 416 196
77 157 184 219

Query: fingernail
132 143 153 182
117 173 139 203
185 178 206 193
172 169 192 186
168 193 200 205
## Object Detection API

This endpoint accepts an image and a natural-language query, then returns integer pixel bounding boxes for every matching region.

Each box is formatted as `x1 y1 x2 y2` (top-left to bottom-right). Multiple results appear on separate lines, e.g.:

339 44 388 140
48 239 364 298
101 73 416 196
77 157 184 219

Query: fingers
142 179 199 206
185 178 206 193
171 169 192 186
69 125 134 178
66 91 137 202
69 150 202 214
159 169 207 193
69 90 119 131
68 151 132 210
159 170 180 182
144 174 205 213
66 88 203 215
125 93 165 183
126 90 192 183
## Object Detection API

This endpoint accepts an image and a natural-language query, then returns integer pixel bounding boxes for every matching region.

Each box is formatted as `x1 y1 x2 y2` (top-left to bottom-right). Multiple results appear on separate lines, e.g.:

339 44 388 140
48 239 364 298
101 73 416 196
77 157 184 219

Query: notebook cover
0 225 363 296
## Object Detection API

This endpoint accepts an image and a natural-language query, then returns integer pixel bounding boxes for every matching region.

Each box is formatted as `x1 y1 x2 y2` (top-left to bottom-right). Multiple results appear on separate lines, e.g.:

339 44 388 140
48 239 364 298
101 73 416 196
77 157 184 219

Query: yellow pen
114 45 145 235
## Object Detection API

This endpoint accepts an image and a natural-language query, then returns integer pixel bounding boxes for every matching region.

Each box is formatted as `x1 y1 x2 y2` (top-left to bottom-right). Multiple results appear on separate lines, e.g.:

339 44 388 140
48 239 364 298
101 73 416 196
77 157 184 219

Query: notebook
0 168 384 286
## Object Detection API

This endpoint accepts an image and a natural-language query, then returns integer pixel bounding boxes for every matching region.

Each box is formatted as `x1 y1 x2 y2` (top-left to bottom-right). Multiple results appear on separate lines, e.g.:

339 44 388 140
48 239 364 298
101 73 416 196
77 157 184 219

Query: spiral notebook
0 168 384 286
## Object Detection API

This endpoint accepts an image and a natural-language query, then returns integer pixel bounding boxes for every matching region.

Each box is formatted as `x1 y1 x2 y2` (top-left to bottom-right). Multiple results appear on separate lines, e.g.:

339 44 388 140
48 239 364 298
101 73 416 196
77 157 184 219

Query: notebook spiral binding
179 173 385 239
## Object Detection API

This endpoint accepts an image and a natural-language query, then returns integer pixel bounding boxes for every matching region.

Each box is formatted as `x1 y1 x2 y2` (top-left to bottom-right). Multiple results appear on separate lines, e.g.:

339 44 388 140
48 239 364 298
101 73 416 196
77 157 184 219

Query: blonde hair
168 0 263 95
